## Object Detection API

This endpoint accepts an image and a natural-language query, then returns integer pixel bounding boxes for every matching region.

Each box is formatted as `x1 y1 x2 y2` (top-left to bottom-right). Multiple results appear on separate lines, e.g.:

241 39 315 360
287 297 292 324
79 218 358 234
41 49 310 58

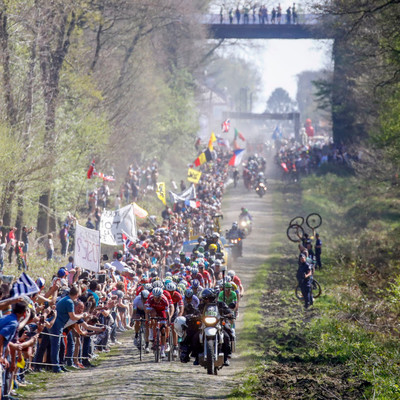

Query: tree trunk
37 191 50 235
15 193 24 241
2 180 15 228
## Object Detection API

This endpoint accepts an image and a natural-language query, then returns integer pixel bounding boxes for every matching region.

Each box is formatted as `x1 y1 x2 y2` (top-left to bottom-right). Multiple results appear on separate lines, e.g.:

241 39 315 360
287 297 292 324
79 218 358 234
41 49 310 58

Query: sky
210 1 334 112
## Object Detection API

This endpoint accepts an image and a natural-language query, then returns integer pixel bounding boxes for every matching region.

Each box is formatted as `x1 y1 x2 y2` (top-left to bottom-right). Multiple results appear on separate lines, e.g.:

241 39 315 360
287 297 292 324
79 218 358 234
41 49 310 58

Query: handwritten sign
74 223 101 272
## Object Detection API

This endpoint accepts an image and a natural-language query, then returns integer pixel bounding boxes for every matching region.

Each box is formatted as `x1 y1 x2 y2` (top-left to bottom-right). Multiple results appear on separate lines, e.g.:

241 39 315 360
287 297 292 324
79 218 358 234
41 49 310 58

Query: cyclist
165 281 184 357
145 287 170 358
218 282 238 312
191 279 203 298
198 262 212 288
133 289 150 353
227 270 244 297
183 288 200 315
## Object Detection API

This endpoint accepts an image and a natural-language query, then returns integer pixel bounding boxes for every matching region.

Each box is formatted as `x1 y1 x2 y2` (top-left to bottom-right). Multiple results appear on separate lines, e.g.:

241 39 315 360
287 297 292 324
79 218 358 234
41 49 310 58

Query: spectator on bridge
271 7 276 23
262 6 268 24
286 7 291 24
229 8 233 24
243 6 249 24
235 7 240 24
277 4 282 24
252 5 256 23
220 6 223 24
292 3 298 24
258 6 263 24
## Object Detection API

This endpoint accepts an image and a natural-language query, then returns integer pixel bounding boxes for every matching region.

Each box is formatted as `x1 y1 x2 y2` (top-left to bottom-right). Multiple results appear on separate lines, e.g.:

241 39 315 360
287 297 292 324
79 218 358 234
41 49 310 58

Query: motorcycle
226 230 243 261
255 182 267 198
198 303 225 375
239 216 252 236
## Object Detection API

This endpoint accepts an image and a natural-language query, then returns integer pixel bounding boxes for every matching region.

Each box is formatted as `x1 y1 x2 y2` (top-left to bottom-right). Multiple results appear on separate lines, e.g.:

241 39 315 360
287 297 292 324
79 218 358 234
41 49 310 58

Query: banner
75 223 101 272
132 202 148 218
156 182 166 205
187 168 202 184
99 204 137 246
169 184 197 204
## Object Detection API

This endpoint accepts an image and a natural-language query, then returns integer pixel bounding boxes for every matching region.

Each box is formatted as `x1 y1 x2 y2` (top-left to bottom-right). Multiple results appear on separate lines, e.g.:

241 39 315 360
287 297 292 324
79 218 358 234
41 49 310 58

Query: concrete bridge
203 14 335 40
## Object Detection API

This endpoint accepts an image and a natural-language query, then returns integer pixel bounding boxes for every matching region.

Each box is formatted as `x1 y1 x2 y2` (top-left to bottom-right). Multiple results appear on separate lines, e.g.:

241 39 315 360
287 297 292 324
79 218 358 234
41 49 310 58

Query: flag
156 182 166 205
194 149 212 167
87 159 95 179
234 128 245 141
122 232 135 252
132 203 148 218
187 168 202 184
208 132 217 151
228 149 245 167
93 171 115 182
184 199 201 209
10 273 40 298
217 136 230 148
222 119 230 133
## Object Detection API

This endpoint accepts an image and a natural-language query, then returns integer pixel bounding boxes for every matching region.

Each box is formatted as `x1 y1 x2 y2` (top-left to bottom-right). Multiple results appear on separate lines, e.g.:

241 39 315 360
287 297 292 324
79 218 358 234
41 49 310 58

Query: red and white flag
221 119 230 133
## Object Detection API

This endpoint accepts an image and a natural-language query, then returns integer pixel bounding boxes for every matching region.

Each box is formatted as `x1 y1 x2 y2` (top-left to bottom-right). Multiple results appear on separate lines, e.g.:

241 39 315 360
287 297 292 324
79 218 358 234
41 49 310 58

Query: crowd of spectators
220 3 300 25
0 147 231 399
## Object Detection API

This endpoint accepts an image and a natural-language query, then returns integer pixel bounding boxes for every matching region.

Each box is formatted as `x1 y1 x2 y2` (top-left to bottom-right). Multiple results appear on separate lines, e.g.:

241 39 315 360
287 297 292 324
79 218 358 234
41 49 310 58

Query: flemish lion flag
208 132 217 151
187 168 202 184
194 149 212 167
156 182 166 205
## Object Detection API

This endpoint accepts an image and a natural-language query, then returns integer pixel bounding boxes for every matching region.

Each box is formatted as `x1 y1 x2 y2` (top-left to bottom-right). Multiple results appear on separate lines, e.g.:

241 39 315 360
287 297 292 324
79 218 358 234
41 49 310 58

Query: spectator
86 217 95 230
45 234 54 261
59 224 69 257
49 285 86 373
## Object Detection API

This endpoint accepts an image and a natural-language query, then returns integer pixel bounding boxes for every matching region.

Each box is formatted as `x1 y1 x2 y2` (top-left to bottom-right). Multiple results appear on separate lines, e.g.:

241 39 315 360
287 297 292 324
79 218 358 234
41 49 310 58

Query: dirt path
29 183 275 400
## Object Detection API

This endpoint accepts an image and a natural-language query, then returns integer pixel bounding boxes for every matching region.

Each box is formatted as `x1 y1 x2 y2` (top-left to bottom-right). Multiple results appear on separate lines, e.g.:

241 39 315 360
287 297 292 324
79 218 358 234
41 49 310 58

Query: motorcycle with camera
174 296 235 375
255 181 267 198
226 229 244 261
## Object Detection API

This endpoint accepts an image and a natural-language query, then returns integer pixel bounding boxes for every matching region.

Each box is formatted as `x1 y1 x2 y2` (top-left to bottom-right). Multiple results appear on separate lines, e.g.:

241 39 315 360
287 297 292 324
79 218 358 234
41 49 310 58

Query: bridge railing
201 13 321 25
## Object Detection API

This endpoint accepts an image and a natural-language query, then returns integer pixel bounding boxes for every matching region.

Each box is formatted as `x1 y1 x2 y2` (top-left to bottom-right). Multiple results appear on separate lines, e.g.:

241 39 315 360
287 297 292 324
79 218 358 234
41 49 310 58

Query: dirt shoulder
27 183 275 400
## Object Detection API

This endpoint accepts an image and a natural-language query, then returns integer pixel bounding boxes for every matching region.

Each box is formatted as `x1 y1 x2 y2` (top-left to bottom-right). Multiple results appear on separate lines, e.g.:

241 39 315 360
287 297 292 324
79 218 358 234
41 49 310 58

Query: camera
97 274 106 284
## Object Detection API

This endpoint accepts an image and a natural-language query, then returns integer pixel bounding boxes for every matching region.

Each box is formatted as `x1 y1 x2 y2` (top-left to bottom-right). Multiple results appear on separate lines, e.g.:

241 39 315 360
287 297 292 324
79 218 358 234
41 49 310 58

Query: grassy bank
231 172 400 399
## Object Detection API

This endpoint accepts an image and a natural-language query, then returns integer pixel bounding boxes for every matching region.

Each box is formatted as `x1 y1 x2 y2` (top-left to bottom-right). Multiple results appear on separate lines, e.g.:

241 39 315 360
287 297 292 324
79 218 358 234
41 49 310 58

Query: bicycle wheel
312 279 322 298
139 325 144 361
306 213 322 229
289 216 304 227
287 224 304 243
154 329 160 363
295 284 303 299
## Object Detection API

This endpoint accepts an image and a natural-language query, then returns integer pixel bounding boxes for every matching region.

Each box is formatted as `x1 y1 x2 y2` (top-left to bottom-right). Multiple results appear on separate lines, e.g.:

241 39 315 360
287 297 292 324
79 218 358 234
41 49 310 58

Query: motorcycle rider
226 222 245 257
233 168 239 187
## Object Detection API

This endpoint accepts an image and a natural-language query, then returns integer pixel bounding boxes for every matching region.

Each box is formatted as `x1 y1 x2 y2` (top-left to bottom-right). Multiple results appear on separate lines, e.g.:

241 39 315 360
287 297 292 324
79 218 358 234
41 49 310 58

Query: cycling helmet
209 244 217 251
227 270 235 277
179 251 185 256
185 256 191 264
152 287 163 298
200 241 207 247
224 282 233 289
172 275 180 283
197 236 204 243
185 288 194 298
174 257 180 264
197 246 205 253
201 288 217 301
192 279 200 288
179 280 188 287
192 268 199 275
176 286 185 296
141 289 150 299
174 316 187 337
152 280 163 288
212 232 220 238
150 271 158 278
165 281 177 292
164 279 172 285
224 276 232 283
214 259 221 266
144 283 153 291
165 272 172 277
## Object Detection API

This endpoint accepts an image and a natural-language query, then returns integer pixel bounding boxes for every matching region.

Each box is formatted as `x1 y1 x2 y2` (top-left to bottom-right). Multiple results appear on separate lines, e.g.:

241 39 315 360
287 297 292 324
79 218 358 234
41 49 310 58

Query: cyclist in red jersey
165 281 184 357
228 270 244 297
145 287 170 358
198 263 212 288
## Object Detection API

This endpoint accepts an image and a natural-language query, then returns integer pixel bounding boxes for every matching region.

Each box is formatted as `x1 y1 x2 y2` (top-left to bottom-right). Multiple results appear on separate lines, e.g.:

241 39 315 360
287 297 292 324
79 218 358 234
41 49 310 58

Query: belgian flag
194 149 212 167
